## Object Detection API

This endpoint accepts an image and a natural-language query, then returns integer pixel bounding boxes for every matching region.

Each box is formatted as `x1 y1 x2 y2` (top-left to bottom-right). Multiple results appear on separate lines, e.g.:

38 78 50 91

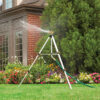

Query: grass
0 84 100 100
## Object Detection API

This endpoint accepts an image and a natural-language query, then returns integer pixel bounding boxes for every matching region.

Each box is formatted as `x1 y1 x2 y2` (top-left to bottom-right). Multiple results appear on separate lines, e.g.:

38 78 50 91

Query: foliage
5 63 28 71
40 0 100 74
30 62 50 82
0 71 6 84
78 72 93 83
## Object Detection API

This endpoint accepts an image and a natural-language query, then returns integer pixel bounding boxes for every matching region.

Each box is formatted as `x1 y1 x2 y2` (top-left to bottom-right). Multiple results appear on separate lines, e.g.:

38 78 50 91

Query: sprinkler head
49 31 54 35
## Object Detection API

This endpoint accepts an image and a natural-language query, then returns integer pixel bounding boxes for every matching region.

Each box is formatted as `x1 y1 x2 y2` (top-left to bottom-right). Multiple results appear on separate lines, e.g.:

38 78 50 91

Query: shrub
30 63 50 82
0 71 6 84
5 63 28 71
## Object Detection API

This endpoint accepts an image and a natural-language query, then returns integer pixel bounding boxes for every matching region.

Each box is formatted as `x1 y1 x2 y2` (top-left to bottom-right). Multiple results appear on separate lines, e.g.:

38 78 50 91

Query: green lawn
0 84 100 100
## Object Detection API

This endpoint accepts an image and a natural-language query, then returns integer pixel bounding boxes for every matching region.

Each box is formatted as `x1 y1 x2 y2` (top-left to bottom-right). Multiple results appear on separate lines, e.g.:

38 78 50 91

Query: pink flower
93 77 96 80
70 82 73 84
40 82 43 84
93 72 99 75
95 80 98 83
47 73 50 77
98 75 100 77
7 79 10 82
68 76 71 79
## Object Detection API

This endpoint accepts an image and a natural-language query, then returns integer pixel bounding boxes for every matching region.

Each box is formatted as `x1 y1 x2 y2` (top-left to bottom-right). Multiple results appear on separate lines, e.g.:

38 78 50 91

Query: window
16 31 23 63
0 34 8 70
5 0 12 9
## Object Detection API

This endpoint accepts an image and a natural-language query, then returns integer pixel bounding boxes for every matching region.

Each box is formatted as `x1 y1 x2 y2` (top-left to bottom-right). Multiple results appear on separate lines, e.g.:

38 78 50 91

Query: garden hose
51 56 95 88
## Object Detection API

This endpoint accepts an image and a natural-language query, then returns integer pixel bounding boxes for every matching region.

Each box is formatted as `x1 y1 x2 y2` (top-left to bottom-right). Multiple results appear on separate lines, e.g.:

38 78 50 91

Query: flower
60 78 64 83
40 81 45 84
3 76 6 78
55 66 58 68
70 82 74 84
48 71 50 73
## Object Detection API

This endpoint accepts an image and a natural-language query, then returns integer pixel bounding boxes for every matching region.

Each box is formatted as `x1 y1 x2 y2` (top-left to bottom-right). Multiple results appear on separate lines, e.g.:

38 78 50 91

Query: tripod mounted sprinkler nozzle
48 31 54 35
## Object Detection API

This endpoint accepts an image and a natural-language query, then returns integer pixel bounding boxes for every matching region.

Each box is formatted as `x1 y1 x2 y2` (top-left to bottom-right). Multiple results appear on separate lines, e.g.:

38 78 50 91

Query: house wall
27 14 41 64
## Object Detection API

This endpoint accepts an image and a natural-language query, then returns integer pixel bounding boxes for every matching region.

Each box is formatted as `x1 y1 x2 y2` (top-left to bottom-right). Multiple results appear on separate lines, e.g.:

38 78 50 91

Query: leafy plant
0 71 6 84
30 62 50 82
5 63 28 71
78 72 93 83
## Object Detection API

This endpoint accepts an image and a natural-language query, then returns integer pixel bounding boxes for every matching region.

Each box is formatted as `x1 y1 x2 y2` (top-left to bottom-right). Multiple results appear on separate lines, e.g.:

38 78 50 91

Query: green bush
30 63 50 82
5 63 28 71
0 71 6 84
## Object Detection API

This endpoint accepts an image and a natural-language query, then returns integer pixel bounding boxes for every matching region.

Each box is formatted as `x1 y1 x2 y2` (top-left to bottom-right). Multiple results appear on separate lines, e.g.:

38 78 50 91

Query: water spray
21 21 51 34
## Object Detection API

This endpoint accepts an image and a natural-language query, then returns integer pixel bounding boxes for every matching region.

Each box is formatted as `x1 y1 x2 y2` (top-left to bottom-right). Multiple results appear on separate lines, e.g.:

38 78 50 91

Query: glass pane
0 34 8 70
6 0 12 9
15 31 23 63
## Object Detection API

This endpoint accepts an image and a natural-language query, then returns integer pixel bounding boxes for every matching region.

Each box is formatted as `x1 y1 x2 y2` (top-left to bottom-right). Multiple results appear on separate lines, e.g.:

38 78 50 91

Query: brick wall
27 14 41 64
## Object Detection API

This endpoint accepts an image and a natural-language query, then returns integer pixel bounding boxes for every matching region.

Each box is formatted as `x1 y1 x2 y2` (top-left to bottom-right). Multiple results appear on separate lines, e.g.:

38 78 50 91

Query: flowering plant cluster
1 63 100 84
7 70 33 84
35 72 61 84
47 63 58 72
78 72 93 83
35 70 76 84
0 69 33 84
90 72 100 83
65 76 76 84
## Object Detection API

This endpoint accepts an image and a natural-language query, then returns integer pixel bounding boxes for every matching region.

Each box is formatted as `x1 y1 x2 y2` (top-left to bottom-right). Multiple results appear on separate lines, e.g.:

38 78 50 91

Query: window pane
0 34 8 70
5 0 12 9
16 31 23 63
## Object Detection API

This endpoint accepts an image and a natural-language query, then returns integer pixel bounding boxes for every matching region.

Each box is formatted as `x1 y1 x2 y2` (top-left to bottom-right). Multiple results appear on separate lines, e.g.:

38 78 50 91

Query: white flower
60 78 64 83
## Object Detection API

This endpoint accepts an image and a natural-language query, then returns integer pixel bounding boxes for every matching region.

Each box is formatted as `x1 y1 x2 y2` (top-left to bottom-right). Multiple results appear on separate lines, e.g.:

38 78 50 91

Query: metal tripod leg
18 37 50 87
52 36 72 89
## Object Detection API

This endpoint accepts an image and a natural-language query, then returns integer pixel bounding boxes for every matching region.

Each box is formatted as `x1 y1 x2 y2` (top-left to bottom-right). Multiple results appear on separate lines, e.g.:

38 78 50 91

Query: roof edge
0 4 44 16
